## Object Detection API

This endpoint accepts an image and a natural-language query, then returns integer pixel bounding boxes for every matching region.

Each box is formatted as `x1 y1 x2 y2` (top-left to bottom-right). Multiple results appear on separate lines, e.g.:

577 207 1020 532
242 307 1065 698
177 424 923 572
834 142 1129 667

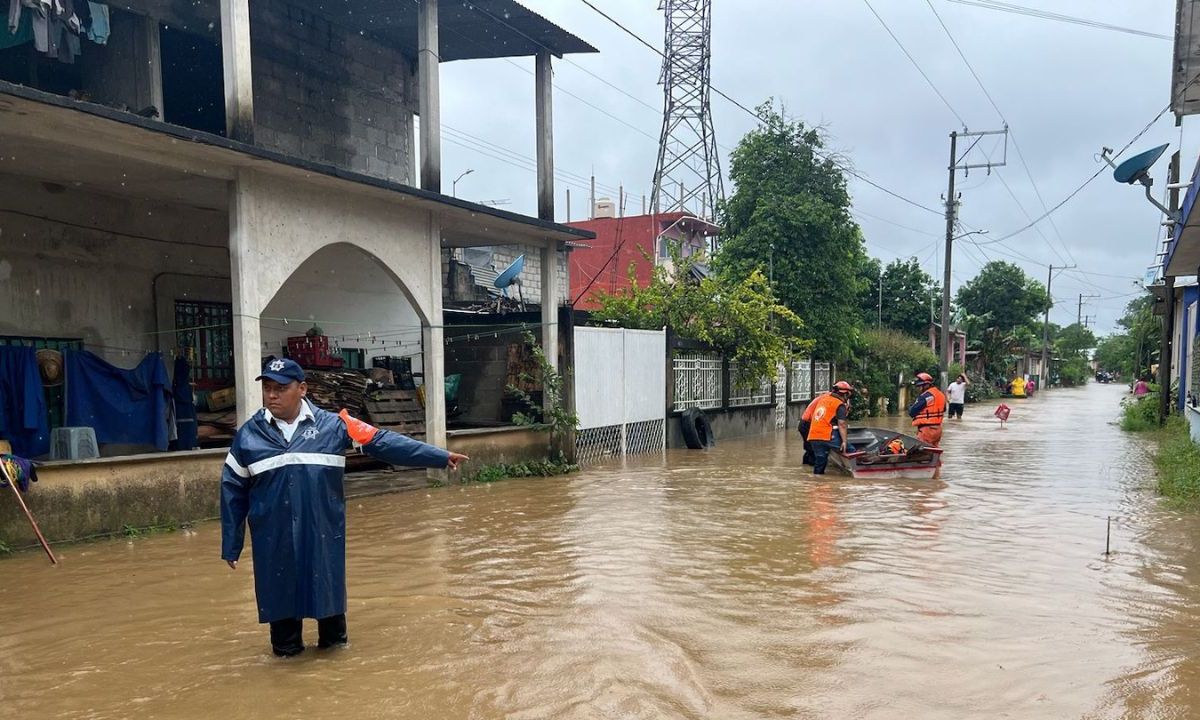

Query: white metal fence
728 361 773 407
673 350 723 412
789 359 813 402
814 362 832 393
775 362 788 428
574 327 667 465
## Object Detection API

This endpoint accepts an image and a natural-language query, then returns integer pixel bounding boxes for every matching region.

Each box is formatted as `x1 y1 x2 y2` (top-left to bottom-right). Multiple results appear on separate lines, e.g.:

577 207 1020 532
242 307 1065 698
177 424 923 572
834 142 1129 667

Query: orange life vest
801 393 829 422
912 386 946 427
807 394 846 442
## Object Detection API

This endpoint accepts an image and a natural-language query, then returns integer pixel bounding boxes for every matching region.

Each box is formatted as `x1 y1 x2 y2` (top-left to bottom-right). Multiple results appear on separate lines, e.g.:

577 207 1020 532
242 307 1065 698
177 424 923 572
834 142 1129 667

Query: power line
944 0 1172 42
924 0 1078 265
988 101 1174 243
572 0 945 217
863 0 967 126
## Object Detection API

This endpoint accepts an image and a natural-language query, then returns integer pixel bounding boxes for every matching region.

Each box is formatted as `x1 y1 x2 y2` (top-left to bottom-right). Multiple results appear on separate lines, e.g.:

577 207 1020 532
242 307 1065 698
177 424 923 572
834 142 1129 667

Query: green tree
955 261 1050 333
1054 323 1097 387
846 328 938 418
715 101 868 361
591 245 810 387
867 258 941 337
1094 294 1159 379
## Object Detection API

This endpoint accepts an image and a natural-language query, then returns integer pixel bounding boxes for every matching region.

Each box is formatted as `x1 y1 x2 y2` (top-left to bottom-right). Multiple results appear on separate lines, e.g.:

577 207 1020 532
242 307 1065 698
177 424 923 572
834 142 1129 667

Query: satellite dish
492 254 526 310
493 254 525 292
1114 143 1169 184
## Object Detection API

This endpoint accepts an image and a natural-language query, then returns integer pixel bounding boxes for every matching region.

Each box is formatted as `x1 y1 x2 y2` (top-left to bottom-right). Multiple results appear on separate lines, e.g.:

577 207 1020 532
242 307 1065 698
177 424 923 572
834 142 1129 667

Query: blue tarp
0 347 50 458
65 351 171 451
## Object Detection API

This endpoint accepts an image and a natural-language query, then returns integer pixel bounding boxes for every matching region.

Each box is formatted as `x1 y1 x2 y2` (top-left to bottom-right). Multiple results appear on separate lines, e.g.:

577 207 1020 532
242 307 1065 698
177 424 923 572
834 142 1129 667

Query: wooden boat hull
830 427 943 480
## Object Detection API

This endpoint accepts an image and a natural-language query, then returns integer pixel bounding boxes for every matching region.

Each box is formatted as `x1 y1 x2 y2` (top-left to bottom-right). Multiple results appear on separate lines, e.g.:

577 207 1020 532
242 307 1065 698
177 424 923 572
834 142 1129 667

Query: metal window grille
728 361 773 407
789 359 813 402
814 362 832 394
175 300 234 389
673 351 722 412
576 419 666 466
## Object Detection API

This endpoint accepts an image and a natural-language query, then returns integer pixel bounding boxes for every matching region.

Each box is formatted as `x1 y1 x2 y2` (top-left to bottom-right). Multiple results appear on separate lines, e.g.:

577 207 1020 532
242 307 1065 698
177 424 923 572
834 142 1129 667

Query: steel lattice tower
651 0 724 218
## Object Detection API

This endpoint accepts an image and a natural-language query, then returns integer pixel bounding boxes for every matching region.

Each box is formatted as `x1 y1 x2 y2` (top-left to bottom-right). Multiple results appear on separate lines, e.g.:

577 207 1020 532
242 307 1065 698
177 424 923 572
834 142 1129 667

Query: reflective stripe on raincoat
220 401 449 623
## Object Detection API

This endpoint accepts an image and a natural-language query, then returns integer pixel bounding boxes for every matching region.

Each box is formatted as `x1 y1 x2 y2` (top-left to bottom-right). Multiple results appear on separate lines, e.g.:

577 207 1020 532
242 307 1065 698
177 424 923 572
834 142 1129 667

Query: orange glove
339 409 379 445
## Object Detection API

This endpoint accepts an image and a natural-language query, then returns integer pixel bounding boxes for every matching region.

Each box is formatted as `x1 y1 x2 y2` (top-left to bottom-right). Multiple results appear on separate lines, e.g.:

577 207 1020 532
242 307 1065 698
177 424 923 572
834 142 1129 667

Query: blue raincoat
220 401 449 623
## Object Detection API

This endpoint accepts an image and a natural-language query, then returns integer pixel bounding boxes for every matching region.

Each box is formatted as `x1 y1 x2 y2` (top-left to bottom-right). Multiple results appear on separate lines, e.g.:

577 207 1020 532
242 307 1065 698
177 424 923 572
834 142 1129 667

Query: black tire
681 408 714 449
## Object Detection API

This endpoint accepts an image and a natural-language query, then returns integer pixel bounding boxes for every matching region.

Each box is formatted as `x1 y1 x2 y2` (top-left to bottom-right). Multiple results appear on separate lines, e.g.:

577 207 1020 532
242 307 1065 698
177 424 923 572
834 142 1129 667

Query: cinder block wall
250 0 416 182
465 246 568 304
111 0 417 183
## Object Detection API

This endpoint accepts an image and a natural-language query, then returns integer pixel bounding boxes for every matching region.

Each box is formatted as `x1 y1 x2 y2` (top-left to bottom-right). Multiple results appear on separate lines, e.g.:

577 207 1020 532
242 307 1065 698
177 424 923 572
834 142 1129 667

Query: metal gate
574 327 667 465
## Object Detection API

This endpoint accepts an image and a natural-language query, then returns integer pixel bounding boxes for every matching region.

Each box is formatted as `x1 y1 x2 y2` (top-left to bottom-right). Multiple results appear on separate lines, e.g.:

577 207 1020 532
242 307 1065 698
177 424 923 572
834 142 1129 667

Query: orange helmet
832 380 854 393
914 372 935 385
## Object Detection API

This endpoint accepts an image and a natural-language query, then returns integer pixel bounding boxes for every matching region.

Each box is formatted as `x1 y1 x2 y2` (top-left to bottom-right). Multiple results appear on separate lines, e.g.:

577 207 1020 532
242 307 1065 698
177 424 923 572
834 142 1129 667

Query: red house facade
567 212 721 310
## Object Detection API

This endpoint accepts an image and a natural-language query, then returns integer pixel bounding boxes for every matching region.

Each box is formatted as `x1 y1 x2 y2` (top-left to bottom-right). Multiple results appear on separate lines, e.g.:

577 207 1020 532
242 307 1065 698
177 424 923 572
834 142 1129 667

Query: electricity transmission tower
651 0 724 219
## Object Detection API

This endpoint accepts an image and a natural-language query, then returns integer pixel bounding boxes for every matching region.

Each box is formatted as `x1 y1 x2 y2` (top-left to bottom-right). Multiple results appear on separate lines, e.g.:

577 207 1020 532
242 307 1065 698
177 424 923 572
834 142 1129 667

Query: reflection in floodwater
1 384 1198 718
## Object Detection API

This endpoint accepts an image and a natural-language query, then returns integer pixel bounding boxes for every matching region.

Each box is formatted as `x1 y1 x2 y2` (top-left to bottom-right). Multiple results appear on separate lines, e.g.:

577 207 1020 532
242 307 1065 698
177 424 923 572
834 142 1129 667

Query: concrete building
0 0 596 543
567 211 720 310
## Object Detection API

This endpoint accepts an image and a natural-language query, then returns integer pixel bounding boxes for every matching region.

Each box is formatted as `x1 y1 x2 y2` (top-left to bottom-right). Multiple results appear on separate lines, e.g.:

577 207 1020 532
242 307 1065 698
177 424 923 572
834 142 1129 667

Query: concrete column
535 50 554 221
418 0 441 193
423 212 447 454
142 15 164 117
958 333 967 368
541 242 559 375
228 171 263 425
220 0 254 142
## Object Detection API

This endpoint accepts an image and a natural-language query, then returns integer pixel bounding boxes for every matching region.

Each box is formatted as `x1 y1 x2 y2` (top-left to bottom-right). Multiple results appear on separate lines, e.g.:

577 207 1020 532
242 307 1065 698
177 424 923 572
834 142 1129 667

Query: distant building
567 209 721 310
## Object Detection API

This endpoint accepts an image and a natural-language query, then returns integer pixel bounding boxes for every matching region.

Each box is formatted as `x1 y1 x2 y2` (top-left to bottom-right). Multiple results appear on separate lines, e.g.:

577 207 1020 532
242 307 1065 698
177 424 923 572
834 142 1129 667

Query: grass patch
465 460 579 484
1120 393 1159 432
1153 416 1200 505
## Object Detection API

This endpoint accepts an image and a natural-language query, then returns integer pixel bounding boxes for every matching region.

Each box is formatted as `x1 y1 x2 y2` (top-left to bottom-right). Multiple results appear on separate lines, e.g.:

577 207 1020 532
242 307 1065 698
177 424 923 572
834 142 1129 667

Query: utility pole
1043 264 1075 387
878 266 884 328
940 126 1008 386
1077 293 1099 326
940 132 957 389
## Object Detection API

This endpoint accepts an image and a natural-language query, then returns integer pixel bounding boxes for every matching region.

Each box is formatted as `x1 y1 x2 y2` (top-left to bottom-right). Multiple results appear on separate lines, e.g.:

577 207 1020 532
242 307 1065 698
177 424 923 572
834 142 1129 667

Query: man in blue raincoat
221 358 468 657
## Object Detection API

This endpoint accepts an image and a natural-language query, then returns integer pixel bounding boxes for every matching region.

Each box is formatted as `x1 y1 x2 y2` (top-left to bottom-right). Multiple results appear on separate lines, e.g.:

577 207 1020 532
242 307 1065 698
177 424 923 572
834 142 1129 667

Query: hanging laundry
64 350 171 451
0 346 51 459
83 0 104 43
1 2 31 48
0 453 38 492
172 356 198 450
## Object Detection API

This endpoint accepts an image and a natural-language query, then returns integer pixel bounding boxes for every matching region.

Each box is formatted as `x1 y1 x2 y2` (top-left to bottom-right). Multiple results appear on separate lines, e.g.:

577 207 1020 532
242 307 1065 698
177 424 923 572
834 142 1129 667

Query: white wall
260 243 423 375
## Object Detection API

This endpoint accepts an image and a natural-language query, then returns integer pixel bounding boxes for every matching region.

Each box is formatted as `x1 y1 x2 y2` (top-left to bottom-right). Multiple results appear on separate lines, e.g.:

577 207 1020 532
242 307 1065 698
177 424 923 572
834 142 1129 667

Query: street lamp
452 169 474 198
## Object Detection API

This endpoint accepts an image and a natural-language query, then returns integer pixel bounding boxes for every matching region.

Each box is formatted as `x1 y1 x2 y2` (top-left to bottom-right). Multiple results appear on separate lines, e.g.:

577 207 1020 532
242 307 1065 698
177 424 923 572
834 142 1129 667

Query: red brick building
567 211 721 310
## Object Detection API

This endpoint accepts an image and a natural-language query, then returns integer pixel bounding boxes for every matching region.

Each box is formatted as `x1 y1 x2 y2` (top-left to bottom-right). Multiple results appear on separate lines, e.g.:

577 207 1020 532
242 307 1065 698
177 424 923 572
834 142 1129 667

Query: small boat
829 427 943 480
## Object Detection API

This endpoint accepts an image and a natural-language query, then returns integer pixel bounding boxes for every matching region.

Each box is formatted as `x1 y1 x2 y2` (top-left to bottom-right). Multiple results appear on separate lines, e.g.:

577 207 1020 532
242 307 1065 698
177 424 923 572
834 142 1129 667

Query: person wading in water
807 381 854 475
220 358 469 657
908 372 946 447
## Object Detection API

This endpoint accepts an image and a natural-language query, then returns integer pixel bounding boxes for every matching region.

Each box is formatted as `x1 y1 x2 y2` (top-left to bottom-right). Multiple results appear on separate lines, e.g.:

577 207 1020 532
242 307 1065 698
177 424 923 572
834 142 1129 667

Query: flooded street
4 382 1200 718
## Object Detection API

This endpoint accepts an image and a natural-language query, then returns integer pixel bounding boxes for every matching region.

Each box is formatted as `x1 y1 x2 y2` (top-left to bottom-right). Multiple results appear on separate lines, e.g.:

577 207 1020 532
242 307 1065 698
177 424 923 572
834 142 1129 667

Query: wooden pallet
367 390 426 437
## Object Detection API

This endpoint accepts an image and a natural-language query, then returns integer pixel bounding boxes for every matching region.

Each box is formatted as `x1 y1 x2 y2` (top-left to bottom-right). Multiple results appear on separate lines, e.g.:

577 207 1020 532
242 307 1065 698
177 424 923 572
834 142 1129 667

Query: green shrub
1120 393 1159 432
464 460 579 484
1154 416 1200 504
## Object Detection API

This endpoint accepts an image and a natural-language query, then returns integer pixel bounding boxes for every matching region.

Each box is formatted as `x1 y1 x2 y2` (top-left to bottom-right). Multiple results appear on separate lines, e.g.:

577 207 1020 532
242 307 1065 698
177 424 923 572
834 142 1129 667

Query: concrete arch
228 169 445 446
237 171 437 324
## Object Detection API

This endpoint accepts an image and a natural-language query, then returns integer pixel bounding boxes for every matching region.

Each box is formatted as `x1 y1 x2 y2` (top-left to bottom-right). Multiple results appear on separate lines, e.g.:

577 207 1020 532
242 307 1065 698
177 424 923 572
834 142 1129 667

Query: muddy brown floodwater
3 383 1200 718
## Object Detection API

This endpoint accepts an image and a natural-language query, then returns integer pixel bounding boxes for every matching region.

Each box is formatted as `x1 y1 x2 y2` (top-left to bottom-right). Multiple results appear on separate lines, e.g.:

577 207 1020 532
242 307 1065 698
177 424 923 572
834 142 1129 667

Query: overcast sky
439 1 1186 334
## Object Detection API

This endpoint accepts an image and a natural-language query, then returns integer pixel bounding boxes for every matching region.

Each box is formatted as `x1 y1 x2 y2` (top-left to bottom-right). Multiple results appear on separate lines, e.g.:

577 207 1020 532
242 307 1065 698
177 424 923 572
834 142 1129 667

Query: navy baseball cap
256 357 306 384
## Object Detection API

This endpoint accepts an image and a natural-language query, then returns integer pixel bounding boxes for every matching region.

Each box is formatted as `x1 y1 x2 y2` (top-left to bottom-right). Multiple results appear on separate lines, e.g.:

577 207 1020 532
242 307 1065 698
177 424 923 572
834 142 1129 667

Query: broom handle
1 463 57 565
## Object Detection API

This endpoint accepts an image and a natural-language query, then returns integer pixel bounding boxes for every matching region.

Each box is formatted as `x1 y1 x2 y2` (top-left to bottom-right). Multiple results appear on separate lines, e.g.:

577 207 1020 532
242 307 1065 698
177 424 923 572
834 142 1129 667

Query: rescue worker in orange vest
798 393 826 466
807 381 854 475
908 372 946 447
